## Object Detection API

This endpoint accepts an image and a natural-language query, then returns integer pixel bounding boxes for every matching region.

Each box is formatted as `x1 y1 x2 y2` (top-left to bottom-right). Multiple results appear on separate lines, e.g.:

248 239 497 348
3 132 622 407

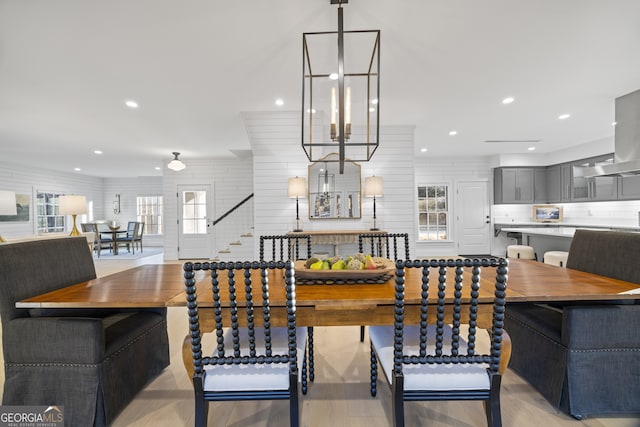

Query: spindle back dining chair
369 258 509 427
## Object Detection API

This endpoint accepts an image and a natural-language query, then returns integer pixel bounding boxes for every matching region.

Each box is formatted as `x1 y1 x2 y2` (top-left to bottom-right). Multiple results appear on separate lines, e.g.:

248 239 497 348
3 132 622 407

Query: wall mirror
308 153 361 219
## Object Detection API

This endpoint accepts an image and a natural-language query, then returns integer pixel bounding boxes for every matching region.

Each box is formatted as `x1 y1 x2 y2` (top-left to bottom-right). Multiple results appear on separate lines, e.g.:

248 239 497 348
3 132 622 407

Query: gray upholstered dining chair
132 221 144 252
183 260 310 427
369 258 509 427
116 221 139 254
81 222 112 257
357 232 410 341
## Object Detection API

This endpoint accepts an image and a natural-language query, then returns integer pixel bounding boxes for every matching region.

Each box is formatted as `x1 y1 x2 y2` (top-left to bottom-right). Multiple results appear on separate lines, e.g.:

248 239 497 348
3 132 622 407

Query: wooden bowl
294 258 394 280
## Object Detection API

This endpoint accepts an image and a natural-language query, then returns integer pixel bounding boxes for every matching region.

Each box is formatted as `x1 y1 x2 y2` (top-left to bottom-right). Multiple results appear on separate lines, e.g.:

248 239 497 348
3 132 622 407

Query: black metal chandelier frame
301 0 380 174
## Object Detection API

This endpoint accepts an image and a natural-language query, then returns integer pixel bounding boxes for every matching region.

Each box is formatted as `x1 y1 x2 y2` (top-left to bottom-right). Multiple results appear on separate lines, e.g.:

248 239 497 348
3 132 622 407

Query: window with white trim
136 196 163 235
417 184 450 241
36 191 65 233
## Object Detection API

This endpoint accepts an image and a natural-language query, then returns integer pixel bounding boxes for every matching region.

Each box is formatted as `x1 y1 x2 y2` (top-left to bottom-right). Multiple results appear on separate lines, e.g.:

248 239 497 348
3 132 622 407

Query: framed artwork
0 193 30 222
308 153 362 220
311 193 334 218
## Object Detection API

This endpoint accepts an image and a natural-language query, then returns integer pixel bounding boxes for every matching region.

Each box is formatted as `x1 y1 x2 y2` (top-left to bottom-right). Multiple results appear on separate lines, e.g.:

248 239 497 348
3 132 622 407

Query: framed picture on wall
310 193 334 218
0 193 30 222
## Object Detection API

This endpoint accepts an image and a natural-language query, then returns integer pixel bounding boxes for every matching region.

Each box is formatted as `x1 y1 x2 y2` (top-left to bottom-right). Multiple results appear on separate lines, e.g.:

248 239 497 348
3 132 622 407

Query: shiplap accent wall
244 111 416 259
161 157 254 260
0 161 103 239
414 156 494 257
102 177 163 247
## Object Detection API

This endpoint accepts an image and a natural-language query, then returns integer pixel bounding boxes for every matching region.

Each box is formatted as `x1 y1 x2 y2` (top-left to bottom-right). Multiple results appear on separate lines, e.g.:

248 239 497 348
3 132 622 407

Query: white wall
103 177 163 247
414 156 494 257
0 162 168 247
1 126 632 260
244 111 417 259
162 157 254 260
0 161 104 239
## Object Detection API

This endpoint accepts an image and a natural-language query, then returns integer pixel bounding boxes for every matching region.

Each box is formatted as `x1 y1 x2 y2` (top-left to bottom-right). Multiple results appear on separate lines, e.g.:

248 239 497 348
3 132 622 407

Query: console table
287 229 387 256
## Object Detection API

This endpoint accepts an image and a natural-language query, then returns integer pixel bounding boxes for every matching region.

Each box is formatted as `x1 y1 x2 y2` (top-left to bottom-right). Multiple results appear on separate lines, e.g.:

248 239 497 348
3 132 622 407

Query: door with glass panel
455 180 491 256
177 185 214 259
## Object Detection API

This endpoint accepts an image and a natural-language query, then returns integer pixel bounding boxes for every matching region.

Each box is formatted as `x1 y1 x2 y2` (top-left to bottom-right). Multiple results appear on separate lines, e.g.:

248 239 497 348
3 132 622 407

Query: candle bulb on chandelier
345 86 351 139
330 87 337 140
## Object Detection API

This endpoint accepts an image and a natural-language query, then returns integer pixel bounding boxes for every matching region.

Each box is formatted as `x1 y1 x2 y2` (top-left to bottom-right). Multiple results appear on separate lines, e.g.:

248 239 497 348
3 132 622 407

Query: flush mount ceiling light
301 0 381 174
167 152 186 171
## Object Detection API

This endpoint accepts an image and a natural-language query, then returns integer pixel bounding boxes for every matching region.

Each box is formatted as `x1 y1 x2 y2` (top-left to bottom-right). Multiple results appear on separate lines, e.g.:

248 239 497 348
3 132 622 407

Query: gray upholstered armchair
0 237 170 426
505 230 640 419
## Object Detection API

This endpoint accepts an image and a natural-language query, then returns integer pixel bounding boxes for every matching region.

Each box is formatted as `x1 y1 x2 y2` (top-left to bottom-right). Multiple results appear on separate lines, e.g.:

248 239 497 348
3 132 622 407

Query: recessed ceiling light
275 98 284 106
558 113 571 120
449 130 457 136
371 99 378 105
125 100 139 109
329 73 338 80
369 107 375 112
420 148 428 153
74 167 81 171
528 146 536 151
502 97 515 104
612 121 617 126
155 166 161 170
94 150 103 155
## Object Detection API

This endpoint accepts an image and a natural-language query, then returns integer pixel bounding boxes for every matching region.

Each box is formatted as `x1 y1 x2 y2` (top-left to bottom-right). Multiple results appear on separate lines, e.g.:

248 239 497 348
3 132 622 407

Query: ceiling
1 0 640 178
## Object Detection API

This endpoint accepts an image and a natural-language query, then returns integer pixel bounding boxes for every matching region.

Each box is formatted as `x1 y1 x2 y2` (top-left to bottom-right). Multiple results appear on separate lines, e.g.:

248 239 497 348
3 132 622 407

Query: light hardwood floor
3 252 639 426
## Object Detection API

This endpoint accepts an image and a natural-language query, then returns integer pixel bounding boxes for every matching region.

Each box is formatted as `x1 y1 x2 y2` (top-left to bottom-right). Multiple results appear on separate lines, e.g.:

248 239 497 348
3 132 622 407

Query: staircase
210 194 255 262
212 228 255 262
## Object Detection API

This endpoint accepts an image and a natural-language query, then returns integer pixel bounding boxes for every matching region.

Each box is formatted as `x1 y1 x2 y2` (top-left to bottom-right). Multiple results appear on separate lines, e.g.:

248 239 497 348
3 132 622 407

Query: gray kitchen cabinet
570 154 617 201
495 153 631 205
560 163 572 202
534 167 547 203
494 167 537 204
618 175 640 200
546 165 562 203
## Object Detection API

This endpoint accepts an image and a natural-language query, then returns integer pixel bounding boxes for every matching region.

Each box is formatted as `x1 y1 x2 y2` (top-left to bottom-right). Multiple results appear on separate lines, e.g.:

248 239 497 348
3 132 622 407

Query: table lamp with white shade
288 176 307 232
364 176 383 231
59 195 87 237
0 190 17 242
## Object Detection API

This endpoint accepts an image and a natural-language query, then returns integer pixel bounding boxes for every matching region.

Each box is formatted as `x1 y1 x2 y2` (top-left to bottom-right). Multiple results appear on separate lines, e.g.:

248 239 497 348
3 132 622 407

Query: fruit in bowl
304 253 386 271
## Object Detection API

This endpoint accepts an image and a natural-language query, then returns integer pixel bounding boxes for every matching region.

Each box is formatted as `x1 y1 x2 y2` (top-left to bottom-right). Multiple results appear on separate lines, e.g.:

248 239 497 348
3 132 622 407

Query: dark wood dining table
16 259 640 378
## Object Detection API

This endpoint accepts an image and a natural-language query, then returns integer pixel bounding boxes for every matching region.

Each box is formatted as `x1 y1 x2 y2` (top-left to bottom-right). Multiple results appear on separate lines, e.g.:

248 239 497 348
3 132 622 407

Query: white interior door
178 185 214 259
456 180 491 256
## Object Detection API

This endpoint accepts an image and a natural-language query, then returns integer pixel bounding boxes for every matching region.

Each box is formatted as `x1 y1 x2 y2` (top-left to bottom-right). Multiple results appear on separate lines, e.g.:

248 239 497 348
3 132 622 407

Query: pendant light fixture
301 0 380 174
167 152 186 171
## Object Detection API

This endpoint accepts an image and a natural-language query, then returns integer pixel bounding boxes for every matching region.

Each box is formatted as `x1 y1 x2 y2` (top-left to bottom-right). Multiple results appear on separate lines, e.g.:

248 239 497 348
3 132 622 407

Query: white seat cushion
203 327 306 392
370 325 490 391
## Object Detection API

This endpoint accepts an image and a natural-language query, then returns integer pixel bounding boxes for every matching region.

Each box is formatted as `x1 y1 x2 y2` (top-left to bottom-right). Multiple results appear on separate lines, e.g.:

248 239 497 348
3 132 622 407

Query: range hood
584 89 640 177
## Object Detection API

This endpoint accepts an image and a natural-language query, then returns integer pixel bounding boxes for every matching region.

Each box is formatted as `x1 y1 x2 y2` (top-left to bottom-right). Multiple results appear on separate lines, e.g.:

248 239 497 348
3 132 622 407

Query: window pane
417 185 450 241
36 192 66 233
136 195 163 235
181 191 207 235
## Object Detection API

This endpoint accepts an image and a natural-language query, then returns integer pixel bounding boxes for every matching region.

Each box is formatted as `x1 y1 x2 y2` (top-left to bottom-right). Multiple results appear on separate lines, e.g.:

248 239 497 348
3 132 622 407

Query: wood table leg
499 329 512 375
183 334 194 380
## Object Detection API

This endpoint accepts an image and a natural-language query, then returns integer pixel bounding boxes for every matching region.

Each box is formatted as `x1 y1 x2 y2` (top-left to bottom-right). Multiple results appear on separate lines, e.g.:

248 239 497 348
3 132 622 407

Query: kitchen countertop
497 225 640 238
499 227 579 238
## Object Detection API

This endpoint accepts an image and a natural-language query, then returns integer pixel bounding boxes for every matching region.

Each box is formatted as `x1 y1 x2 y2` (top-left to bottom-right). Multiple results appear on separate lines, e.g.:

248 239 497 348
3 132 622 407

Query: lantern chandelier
301 0 381 173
